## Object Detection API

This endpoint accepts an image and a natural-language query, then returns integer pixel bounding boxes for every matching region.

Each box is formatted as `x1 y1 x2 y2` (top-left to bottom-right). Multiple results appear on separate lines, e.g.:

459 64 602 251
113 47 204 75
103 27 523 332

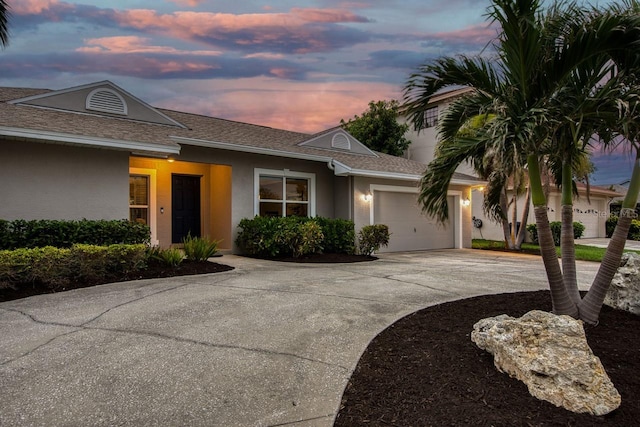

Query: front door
172 174 201 243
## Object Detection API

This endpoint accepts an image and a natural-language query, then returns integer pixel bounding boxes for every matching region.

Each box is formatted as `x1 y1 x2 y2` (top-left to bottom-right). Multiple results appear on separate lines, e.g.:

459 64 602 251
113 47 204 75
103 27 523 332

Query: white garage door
373 191 455 252
573 199 603 238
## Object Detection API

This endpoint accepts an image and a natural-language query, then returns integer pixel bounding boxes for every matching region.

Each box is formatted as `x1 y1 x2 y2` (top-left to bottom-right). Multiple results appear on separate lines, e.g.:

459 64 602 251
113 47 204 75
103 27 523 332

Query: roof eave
172 135 335 164
0 126 180 155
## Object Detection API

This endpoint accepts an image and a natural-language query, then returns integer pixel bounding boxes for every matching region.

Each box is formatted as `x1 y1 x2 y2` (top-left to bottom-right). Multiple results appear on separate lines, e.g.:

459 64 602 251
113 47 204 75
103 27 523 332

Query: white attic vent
86 88 128 115
331 133 351 150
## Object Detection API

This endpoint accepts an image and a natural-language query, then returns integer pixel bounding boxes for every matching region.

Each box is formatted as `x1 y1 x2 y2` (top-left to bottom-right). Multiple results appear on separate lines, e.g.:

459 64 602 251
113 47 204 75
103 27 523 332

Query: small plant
182 234 221 262
153 248 184 267
358 224 390 255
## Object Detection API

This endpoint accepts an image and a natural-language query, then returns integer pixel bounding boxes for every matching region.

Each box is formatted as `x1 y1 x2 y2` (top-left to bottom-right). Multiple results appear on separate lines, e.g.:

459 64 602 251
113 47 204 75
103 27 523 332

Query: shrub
526 221 586 246
607 215 640 240
281 221 324 258
357 224 390 255
0 219 150 249
183 234 221 261
314 217 355 254
0 244 147 290
235 216 355 258
236 216 288 258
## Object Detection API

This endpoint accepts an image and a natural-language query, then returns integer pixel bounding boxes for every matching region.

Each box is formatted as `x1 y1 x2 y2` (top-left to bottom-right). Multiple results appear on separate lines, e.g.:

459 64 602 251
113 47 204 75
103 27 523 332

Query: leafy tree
340 100 411 156
403 0 640 324
0 0 8 48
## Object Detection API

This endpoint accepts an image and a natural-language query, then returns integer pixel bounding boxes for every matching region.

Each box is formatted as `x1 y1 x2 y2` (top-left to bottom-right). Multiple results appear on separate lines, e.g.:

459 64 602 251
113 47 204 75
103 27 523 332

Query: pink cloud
76 36 221 56
159 78 401 133
112 7 370 47
290 8 370 23
431 23 497 45
12 0 59 14
166 0 204 6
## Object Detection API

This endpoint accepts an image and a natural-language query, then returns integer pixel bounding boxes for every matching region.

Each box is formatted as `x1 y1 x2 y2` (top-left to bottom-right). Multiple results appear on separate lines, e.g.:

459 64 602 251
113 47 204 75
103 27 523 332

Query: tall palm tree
403 0 640 324
0 0 8 48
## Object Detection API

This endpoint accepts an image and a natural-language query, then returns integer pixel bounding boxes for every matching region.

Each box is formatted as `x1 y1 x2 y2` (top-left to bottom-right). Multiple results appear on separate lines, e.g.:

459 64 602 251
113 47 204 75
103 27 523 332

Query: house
403 87 620 240
0 81 479 253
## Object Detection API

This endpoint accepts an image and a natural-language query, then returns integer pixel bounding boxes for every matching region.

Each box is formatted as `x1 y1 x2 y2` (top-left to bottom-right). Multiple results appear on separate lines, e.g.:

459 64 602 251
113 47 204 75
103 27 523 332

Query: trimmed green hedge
606 215 640 240
235 216 355 258
526 221 586 246
0 219 150 249
0 244 147 291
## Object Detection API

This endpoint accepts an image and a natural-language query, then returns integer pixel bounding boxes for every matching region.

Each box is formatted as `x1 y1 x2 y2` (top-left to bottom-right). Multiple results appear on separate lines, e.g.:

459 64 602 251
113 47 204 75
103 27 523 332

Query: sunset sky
1 0 633 184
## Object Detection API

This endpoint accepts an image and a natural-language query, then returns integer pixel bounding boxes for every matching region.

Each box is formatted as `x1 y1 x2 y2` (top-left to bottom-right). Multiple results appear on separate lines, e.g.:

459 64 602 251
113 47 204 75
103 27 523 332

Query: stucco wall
472 190 611 241
0 139 129 221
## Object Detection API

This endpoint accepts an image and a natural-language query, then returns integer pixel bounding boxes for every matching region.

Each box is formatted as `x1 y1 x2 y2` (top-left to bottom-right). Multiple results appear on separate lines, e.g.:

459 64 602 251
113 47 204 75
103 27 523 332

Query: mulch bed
0 260 234 302
335 290 640 427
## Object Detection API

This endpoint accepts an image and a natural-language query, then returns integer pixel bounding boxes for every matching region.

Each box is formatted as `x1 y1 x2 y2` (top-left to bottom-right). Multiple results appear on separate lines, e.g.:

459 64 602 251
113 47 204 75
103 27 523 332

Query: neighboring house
0 81 480 253
403 87 619 240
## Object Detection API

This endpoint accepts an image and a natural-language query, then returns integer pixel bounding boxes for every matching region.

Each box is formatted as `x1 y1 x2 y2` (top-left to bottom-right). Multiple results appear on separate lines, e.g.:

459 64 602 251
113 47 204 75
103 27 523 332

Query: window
129 175 149 225
255 169 315 217
424 106 438 128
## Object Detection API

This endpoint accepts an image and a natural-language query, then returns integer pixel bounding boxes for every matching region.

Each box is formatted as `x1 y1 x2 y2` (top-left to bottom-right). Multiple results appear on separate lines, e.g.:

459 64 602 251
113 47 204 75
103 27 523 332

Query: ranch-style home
0 81 480 253
403 87 621 240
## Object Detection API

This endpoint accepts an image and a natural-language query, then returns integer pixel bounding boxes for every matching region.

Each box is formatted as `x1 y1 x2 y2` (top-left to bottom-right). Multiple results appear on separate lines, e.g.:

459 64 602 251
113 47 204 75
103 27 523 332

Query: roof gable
8 81 186 128
298 128 378 157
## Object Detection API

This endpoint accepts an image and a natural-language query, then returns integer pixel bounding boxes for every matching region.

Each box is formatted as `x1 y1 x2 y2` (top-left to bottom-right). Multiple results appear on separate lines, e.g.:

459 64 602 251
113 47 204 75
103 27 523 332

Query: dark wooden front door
172 174 201 243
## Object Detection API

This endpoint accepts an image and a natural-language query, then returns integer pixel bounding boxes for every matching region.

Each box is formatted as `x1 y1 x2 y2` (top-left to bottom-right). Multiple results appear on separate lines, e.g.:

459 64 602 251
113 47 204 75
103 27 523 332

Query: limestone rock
606 252 640 315
471 310 620 416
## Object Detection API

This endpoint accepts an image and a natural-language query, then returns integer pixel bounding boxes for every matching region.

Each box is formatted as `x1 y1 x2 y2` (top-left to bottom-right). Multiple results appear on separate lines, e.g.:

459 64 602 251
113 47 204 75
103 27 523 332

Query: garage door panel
374 192 454 252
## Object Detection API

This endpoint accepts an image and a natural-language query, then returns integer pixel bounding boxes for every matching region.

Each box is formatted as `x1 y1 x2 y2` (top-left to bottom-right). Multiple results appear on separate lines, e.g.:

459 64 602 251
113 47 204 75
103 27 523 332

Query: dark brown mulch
335 290 640 427
0 260 234 302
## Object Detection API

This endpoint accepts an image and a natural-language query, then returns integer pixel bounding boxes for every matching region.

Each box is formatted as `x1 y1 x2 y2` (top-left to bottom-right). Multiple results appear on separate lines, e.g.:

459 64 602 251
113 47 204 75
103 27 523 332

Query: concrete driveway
0 249 600 427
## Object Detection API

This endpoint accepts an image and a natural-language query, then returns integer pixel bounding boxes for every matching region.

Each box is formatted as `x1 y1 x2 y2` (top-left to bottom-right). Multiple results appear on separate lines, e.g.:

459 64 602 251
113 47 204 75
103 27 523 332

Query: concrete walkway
0 250 600 427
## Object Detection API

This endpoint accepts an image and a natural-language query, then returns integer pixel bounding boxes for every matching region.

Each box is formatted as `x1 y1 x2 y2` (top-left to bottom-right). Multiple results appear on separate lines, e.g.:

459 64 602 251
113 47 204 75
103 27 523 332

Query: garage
373 191 455 252
573 198 604 238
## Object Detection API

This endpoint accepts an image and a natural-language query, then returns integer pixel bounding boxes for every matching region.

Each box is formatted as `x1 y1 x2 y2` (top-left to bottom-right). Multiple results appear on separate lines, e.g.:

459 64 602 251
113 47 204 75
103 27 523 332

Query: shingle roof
0 86 479 183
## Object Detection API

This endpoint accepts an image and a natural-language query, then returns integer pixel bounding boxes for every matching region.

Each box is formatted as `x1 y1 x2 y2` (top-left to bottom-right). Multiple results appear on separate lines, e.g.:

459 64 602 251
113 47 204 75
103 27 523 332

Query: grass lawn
472 239 640 262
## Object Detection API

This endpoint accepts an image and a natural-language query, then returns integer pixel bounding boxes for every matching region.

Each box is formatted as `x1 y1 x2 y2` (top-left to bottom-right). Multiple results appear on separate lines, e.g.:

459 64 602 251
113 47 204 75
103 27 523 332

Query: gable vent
331 133 351 150
86 88 128 115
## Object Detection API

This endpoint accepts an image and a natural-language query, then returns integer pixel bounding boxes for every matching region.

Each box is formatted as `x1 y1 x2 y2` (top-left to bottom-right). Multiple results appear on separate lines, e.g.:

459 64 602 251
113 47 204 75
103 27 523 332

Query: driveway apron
0 249 600 426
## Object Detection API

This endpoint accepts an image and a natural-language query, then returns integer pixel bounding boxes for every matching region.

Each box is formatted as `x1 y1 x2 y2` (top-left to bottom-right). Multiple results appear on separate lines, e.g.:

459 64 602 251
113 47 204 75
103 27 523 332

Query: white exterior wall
472 190 611 241
0 139 129 220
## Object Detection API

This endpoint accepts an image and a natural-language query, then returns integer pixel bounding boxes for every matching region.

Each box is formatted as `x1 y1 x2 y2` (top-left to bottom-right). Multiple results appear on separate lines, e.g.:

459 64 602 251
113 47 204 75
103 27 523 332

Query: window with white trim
129 175 149 225
424 106 438 128
255 169 315 217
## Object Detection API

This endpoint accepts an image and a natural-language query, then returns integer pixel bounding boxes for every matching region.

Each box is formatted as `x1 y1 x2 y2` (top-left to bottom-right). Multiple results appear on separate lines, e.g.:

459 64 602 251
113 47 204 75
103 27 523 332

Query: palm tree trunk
580 154 640 324
500 190 513 249
560 161 581 305
528 154 578 317
515 186 531 249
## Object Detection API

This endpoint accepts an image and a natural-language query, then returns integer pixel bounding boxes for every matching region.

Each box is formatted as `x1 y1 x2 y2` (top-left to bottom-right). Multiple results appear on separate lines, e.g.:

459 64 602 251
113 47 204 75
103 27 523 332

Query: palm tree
403 0 640 324
0 0 8 48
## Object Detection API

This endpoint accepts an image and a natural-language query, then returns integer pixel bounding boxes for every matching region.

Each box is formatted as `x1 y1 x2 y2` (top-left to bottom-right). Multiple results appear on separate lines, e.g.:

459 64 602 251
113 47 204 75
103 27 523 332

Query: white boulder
471 310 620 416
606 252 640 315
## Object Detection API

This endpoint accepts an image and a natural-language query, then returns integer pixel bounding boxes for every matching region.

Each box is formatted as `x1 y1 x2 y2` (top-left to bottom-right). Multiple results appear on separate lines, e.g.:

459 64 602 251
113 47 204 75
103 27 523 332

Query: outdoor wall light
167 156 175 163
363 192 373 202
461 198 470 207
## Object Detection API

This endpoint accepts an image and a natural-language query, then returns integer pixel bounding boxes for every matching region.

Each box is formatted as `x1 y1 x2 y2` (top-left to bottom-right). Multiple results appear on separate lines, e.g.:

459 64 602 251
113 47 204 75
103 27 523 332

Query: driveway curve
0 249 599 427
